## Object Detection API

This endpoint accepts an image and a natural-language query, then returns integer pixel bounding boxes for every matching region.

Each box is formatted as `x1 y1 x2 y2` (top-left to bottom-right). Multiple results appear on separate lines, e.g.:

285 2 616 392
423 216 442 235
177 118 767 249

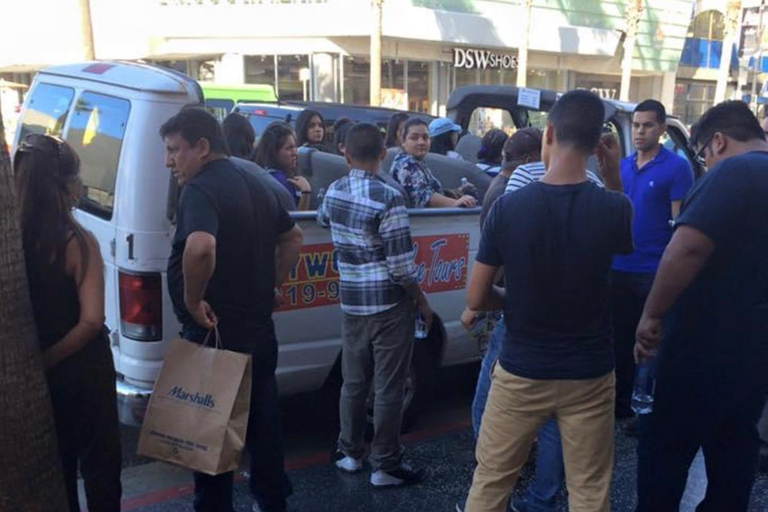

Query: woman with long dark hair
294 109 330 152
14 133 122 512
254 121 313 211
384 112 409 148
222 112 256 159
389 118 476 209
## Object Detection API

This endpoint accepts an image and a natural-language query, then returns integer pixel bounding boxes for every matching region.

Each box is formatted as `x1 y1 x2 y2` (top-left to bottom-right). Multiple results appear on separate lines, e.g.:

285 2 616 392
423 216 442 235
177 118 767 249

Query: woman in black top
14 134 122 512
295 109 331 152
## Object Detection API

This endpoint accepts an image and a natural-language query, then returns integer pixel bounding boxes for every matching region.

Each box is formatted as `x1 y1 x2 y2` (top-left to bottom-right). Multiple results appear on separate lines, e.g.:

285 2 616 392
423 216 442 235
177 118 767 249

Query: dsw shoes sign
453 48 518 70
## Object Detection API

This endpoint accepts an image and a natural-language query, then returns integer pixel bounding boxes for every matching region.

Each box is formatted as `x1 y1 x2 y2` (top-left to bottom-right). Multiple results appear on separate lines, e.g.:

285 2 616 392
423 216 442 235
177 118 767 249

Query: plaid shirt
317 169 418 315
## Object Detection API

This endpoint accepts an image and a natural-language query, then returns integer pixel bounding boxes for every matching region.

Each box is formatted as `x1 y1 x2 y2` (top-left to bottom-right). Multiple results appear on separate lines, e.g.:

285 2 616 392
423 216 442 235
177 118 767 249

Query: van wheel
365 340 438 434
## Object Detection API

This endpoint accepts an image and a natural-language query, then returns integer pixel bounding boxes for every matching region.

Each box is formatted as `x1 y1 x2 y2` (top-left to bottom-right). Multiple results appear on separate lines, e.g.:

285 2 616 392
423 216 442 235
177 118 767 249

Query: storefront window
245 55 276 89
673 81 715 127
278 55 309 101
408 60 431 112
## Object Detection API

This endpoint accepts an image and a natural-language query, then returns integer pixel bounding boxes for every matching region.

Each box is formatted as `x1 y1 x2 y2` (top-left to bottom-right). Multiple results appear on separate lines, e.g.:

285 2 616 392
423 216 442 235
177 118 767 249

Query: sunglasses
17 133 66 167
691 132 715 168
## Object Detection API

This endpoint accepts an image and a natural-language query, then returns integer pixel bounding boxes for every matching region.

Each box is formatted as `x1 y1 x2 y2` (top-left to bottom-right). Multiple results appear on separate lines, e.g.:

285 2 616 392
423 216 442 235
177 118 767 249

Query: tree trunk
715 0 742 104
0 97 68 511
620 0 643 102
78 0 96 61
370 0 383 106
516 0 532 88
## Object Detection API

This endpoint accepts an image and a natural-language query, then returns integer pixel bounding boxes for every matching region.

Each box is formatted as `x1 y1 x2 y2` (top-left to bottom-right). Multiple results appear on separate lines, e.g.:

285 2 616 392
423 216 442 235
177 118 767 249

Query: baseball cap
429 117 462 138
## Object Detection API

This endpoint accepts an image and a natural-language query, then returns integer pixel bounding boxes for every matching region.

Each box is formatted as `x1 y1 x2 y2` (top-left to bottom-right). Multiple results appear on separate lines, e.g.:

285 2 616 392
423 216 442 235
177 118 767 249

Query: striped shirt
504 161 604 194
317 169 418 316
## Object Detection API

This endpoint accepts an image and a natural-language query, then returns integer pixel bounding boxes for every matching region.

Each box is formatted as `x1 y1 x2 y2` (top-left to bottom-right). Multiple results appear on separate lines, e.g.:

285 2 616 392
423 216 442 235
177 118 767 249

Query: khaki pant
465 364 615 512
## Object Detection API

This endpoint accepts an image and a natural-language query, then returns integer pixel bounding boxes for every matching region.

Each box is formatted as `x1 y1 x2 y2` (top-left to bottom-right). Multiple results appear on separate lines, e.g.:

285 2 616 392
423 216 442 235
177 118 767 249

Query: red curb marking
119 417 471 511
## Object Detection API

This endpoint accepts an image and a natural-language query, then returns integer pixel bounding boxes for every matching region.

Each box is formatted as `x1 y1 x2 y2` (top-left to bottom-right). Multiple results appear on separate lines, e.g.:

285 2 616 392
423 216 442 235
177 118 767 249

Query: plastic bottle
631 350 658 415
414 313 428 339
317 187 326 206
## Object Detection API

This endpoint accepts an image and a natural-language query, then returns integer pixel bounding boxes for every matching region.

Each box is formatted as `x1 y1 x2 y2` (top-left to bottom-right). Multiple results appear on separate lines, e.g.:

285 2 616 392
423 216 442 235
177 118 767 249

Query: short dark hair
477 129 508 164
222 113 255 159
385 112 410 148
294 109 325 146
503 127 542 169
690 100 766 148
634 99 666 124
547 90 605 153
253 122 296 171
345 123 384 163
334 119 356 153
159 107 228 155
402 118 428 140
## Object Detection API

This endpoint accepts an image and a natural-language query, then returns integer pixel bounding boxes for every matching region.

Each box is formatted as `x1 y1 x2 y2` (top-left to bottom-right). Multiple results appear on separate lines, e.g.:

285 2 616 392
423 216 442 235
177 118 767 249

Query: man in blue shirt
611 100 693 420
635 101 768 511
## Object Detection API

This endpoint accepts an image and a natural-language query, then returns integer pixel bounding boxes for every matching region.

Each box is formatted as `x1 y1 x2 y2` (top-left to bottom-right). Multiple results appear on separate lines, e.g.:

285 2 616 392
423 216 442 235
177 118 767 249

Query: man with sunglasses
611 100 693 425
635 101 768 511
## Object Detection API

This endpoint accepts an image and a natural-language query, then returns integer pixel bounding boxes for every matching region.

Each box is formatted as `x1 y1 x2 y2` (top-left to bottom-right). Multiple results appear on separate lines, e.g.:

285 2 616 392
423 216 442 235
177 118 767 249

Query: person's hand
187 299 218 330
460 181 478 198
461 307 479 331
634 313 663 363
453 195 478 208
416 296 434 334
288 176 312 193
274 287 285 309
595 133 621 177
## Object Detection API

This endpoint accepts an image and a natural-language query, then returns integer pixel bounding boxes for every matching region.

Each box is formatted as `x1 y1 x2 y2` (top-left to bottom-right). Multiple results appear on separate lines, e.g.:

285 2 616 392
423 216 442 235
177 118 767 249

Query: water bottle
631 351 658 415
460 177 469 188
317 187 326 206
414 313 428 339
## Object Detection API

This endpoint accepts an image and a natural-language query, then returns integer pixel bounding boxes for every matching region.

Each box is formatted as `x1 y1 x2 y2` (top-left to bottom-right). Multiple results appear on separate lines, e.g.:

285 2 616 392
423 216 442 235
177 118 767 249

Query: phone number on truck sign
277 234 470 311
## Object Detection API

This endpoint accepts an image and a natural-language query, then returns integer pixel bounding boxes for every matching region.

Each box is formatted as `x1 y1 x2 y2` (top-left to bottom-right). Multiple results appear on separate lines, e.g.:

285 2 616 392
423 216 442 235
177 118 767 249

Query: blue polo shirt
612 146 693 274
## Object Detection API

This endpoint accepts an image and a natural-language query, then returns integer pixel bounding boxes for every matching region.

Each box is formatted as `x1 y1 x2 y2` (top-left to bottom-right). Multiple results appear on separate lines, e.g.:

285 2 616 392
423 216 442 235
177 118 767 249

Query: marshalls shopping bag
138 329 252 475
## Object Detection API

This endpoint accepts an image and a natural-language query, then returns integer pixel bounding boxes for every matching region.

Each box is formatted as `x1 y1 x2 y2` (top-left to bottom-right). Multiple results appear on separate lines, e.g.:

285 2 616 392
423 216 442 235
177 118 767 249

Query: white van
14 62 492 426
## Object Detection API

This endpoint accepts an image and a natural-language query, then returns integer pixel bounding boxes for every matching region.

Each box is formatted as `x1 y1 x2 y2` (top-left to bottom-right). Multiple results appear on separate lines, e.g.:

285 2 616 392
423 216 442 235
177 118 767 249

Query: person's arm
183 231 218 330
42 233 105 369
379 194 434 328
595 133 623 192
635 226 714 359
427 192 477 208
289 176 313 211
466 262 505 311
275 225 303 286
671 200 682 219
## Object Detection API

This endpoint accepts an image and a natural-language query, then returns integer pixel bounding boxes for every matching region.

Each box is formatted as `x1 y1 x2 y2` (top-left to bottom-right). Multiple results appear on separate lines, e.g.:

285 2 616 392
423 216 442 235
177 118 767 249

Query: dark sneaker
332 450 364 473
370 464 424 488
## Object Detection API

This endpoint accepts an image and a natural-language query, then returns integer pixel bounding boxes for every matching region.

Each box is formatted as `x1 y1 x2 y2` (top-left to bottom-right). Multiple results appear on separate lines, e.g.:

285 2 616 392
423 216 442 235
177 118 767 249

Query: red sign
277 234 469 311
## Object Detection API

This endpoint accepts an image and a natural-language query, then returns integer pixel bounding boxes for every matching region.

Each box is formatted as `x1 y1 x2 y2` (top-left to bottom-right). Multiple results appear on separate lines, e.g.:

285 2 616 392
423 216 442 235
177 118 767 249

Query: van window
204 98 234 121
67 92 130 219
18 83 75 141
468 108 515 137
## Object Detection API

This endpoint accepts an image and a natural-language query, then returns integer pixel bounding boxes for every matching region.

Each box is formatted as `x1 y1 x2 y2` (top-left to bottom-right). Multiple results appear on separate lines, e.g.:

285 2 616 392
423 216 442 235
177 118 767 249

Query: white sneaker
370 464 424 488
334 452 364 473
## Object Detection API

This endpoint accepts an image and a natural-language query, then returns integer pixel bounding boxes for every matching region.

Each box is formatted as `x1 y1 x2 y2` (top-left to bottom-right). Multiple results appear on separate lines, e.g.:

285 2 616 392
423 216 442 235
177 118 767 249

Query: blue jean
471 319 564 511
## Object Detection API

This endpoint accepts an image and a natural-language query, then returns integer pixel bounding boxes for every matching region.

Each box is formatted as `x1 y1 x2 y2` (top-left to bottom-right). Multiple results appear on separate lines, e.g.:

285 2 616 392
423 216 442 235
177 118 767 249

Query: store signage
453 48 517 70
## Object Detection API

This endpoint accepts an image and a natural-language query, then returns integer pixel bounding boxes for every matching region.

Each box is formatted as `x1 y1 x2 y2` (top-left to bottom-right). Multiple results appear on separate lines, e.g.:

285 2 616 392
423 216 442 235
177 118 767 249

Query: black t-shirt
477 180 633 380
167 158 295 351
665 151 768 377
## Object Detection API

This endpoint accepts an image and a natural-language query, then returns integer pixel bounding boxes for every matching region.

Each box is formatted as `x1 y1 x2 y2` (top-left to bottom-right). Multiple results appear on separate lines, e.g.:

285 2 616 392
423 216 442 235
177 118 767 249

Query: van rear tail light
119 271 163 341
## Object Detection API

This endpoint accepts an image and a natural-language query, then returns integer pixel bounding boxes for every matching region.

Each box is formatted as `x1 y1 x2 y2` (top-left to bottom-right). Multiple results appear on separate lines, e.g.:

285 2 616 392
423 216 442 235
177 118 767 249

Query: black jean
185 322 292 512
637 351 768 512
609 270 655 418
47 333 122 512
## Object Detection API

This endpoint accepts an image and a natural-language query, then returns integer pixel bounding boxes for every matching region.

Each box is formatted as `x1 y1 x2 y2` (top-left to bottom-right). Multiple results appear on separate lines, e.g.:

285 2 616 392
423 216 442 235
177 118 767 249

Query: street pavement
104 365 768 512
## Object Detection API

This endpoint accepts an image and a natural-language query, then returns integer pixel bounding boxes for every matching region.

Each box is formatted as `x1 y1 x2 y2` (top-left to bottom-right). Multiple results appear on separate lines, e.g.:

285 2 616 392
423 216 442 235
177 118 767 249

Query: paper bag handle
201 326 223 350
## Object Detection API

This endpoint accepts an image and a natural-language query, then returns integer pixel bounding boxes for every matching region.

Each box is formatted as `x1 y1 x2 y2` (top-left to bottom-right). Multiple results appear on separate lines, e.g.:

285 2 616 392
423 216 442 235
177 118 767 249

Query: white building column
312 53 336 102
214 53 245 84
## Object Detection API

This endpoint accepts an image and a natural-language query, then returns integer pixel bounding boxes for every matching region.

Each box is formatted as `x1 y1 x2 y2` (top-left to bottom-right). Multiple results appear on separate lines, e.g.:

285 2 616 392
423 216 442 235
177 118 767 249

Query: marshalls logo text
168 386 216 408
